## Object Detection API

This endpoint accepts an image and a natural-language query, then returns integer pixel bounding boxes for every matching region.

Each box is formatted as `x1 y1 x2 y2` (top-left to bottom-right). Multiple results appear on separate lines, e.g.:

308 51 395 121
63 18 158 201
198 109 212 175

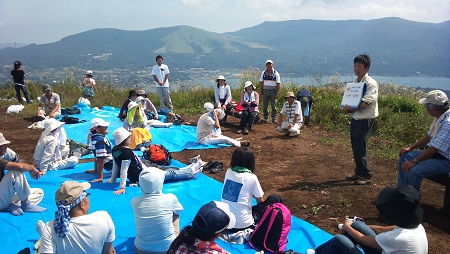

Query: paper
340 82 367 109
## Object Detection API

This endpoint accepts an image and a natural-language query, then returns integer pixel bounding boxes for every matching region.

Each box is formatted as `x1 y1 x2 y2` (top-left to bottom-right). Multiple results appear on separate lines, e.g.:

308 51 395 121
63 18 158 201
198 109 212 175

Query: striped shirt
280 100 303 123
428 110 450 160
91 133 112 160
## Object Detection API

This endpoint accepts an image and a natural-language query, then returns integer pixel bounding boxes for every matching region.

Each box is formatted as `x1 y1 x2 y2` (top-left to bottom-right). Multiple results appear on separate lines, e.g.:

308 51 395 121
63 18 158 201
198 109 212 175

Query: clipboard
340 82 367 109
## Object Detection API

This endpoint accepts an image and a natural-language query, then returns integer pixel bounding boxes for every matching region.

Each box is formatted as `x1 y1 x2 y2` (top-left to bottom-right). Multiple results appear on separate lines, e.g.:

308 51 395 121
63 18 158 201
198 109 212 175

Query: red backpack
142 144 172 166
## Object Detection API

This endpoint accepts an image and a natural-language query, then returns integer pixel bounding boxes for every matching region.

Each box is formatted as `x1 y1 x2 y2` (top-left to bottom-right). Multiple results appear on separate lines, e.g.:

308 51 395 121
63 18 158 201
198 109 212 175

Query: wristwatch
412 157 418 163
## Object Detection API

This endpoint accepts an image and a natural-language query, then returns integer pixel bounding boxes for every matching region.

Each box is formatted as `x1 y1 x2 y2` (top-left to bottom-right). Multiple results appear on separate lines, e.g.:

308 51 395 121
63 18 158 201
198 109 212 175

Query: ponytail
167 226 196 254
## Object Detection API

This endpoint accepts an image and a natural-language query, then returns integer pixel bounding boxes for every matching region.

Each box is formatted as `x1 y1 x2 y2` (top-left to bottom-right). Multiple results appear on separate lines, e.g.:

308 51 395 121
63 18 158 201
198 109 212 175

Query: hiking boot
346 174 362 181
243 129 249 135
236 129 243 134
272 119 277 124
240 141 250 147
354 178 372 185
262 117 269 123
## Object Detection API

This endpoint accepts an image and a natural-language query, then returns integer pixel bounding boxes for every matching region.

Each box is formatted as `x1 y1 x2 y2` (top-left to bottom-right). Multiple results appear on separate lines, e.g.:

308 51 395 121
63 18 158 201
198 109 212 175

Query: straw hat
285 91 295 98
41 119 65 137
113 127 131 146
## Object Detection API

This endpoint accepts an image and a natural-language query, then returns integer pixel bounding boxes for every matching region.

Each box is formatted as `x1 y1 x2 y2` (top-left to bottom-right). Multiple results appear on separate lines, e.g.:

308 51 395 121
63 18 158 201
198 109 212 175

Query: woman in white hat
108 127 203 195
33 119 78 174
237 81 260 135
123 101 149 131
137 89 159 120
214 75 233 123
82 70 97 99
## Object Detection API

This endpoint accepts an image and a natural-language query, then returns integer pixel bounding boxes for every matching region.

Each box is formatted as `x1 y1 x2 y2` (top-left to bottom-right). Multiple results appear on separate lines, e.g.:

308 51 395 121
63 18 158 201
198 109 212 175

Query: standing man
259 59 281 124
37 84 61 119
152 55 173 110
276 92 302 137
398 90 450 190
341 54 379 185
39 181 116 254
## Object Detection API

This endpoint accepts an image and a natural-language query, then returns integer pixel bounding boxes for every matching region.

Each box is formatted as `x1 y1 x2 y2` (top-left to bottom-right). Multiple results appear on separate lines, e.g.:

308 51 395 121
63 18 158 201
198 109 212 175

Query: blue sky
1 0 449 44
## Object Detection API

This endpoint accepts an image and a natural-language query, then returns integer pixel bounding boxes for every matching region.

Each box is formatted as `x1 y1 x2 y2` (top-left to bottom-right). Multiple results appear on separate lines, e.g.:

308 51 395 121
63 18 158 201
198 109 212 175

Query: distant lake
173 75 449 91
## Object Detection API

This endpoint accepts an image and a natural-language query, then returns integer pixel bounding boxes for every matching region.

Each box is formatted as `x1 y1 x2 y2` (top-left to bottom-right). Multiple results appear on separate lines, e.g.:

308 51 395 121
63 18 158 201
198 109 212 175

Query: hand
340 105 350 113
288 124 293 129
401 161 416 172
221 104 226 110
49 112 54 118
39 171 47 176
107 179 114 183
113 188 125 195
275 93 279 99
343 218 353 231
30 168 40 180
154 115 159 120
91 178 103 183
399 147 411 156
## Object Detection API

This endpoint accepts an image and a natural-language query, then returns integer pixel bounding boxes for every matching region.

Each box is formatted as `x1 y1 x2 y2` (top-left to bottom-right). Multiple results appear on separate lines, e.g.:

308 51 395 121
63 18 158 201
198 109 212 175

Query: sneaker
189 154 201 164
271 119 277 124
236 129 243 134
354 178 372 185
346 174 362 181
209 163 224 174
243 129 249 135
240 141 250 147
262 118 269 123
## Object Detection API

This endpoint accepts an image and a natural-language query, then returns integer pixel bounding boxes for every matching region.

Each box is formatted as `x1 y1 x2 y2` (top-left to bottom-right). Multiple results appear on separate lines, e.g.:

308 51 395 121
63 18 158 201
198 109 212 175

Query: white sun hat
216 75 226 82
244 81 255 90
204 102 214 112
41 118 65 137
113 127 131 146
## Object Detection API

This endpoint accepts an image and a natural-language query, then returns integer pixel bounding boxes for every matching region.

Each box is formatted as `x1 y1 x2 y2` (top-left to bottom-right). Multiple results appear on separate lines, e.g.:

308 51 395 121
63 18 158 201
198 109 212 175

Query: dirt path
1 111 448 253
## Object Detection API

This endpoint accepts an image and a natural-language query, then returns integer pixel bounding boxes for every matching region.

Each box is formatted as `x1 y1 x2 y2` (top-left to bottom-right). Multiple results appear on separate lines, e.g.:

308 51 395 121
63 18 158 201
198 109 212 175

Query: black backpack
61 106 81 115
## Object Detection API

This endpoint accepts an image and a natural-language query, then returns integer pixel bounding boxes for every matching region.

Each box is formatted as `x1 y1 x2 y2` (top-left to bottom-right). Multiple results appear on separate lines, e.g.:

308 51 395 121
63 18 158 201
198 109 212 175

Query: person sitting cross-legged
276 91 303 137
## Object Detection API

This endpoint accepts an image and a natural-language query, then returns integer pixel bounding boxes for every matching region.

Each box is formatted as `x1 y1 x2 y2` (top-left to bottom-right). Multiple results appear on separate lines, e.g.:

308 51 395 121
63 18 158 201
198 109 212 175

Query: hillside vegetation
0 68 432 159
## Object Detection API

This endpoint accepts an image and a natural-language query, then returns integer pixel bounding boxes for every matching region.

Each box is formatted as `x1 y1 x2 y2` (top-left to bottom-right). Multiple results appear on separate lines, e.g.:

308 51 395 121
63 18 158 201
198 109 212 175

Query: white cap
418 90 448 106
266 59 273 64
204 102 214 112
86 70 93 76
89 118 110 131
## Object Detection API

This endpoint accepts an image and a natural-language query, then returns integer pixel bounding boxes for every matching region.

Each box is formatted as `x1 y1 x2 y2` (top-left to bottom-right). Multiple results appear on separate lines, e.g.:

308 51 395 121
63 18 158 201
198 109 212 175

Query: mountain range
1 17 449 79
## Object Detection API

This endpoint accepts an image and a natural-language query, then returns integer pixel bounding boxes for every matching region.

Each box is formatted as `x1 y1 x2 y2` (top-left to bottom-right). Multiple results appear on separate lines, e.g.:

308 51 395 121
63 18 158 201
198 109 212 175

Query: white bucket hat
41 118 65 137
113 127 131 146
86 70 93 76
89 118 110 131
128 101 139 110
244 81 255 90
216 75 226 82
204 102 214 112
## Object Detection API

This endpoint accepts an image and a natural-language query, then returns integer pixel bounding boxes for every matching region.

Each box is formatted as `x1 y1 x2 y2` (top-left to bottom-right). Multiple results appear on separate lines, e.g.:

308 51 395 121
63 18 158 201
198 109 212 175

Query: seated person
237 81 259 135
276 91 303 137
221 147 281 230
132 167 183 254
214 75 232 122
34 119 78 174
397 90 450 190
119 89 138 121
123 101 149 131
0 133 46 216
167 201 236 254
37 84 61 119
312 185 428 254
197 102 250 147
85 118 113 182
137 90 159 120
108 127 203 195
39 181 116 253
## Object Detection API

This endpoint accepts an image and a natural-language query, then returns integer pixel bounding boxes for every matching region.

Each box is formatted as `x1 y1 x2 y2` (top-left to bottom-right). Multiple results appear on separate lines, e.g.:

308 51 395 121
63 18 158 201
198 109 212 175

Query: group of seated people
2 87 447 254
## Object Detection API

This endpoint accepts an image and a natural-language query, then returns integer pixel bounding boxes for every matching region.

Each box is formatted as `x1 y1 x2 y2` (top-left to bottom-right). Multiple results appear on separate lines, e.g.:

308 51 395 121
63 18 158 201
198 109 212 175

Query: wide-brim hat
138 90 147 96
418 90 448 106
89 118 110 131
41 118 65 138
135 96 145 104
128 101 139 110
285 91 295 98
204 102 214 112
376 185 423 228
55 181 91 204
192 201 236 235
113 127 131 146
216 75 226 82
0 133 11 146
244 81 255 90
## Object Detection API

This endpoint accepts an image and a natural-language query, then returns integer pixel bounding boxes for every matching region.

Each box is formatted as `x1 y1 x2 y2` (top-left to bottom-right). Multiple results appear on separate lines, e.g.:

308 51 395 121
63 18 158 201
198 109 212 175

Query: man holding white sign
341 54 379 185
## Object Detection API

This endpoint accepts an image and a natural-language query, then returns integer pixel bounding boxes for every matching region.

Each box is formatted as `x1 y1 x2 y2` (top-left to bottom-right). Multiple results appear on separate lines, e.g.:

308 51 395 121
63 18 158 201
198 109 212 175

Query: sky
1 0 449 45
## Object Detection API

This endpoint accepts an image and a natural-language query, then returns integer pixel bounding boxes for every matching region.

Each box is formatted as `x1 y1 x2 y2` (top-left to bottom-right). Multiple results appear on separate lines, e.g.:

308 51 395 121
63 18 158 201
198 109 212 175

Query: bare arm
399 134 432 155
102 242 115 254
255 196 264 204
368 225 395 234
92 157 105 182
343 220 382 250
6 161 40 180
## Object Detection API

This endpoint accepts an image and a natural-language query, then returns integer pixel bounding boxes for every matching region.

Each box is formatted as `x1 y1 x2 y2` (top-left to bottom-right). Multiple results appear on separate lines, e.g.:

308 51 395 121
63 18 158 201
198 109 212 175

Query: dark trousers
14 84 31 104
350 118 374 178
239 110 259 130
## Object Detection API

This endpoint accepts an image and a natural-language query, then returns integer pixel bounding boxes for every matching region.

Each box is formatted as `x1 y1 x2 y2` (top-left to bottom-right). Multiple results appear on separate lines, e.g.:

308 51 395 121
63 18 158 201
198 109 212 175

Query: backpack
142 144 172 166
165 113 183 125
249 203 292 253
61 106 81 115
